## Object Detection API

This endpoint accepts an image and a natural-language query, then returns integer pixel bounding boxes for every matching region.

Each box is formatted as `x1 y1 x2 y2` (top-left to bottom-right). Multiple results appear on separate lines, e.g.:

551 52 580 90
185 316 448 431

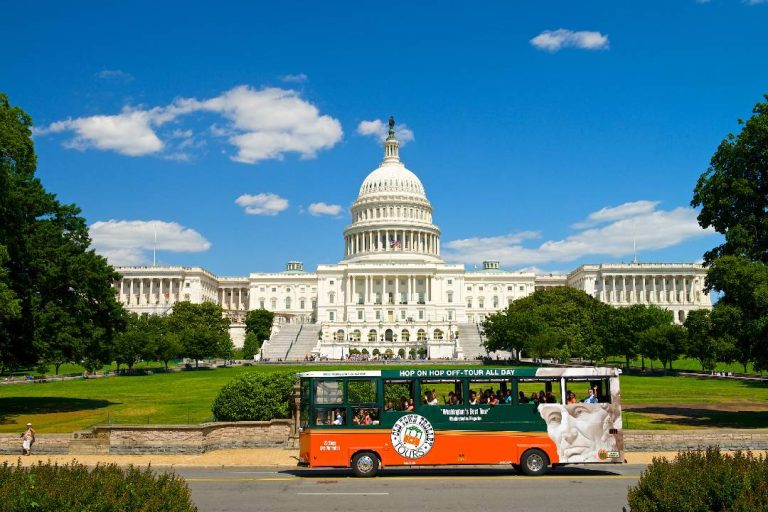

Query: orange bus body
300 429 559 468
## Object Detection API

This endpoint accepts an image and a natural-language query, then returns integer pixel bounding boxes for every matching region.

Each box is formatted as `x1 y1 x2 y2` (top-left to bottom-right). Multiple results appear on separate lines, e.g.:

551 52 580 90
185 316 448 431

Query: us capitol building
114 119 711 360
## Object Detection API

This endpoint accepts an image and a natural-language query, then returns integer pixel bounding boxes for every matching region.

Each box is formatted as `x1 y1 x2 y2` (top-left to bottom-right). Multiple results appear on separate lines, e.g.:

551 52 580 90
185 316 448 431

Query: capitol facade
114 119 712 360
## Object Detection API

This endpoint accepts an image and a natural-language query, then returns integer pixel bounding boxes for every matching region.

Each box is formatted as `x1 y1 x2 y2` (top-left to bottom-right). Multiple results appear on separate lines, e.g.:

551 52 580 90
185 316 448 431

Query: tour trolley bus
297 367 624 477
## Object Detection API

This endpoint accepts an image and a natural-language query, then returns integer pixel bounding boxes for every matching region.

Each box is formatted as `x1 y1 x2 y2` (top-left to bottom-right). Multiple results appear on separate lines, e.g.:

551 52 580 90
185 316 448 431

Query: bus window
517 379 560 404
348 379 377 404
469 380 513 405
384 380 414 411
315 408 345 426
300 379 311 429
563 378 612 404
315 380 343 404
351 407 380 426
421 379 462 405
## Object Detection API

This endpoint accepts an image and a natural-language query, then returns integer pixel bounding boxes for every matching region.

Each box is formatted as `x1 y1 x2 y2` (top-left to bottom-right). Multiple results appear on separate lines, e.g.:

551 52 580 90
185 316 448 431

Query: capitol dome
343 117 441 263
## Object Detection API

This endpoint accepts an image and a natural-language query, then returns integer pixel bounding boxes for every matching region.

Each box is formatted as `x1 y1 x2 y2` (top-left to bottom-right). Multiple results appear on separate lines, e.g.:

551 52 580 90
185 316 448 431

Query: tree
155 331 183 370
113 313 164 371
167 302 232 367
211 371 294 421
639 324 687 370
482 287 613 361
692 95 768 266
0 93 125 373
241 331 260 360
606 305 673 368
684 309 717 371
244 309 274 345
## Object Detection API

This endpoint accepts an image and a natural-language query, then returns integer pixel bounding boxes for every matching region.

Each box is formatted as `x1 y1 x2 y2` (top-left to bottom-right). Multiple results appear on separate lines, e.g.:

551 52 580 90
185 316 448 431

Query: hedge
626 448 768 512
0 461 196 512
211 371 294 421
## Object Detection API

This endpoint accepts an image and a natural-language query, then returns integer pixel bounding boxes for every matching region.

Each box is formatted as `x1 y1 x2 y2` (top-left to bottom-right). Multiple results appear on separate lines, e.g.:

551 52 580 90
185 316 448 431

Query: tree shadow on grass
626 406 768 428
0 397 118 425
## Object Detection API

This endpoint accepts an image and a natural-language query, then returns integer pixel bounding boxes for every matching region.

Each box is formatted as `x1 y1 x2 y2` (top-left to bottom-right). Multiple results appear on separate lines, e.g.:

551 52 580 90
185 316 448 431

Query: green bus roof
296 367 621 379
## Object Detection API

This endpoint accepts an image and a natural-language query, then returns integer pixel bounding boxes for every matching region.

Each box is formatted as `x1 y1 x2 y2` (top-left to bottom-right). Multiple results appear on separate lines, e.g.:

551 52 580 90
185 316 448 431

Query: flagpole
153 223 157 267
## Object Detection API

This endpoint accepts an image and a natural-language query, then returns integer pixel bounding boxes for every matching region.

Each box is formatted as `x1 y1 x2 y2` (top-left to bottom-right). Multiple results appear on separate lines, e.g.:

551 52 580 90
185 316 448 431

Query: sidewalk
0 449 688 468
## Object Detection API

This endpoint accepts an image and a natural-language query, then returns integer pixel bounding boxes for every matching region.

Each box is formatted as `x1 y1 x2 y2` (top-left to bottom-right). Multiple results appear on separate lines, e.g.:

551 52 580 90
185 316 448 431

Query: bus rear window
315 380 343 404
348 379 377 403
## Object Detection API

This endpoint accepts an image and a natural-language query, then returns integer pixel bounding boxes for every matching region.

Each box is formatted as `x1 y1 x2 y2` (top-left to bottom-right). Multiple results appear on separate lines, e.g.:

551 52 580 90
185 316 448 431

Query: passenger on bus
545 391 557 404
425 391 438 405
361 409 373 425
488 393 499 405
385 401 396 412
529 392 539 404
503 390 513 404
333 409 345 425
583 388 598 404
405 398 415 411
400 396 409 410
566 391 577 404
468 391 478 405
538 391 546 403
518 391 529 404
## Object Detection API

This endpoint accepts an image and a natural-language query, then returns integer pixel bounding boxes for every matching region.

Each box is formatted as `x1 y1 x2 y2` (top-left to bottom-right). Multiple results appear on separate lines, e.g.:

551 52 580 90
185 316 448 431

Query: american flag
390 238 401 249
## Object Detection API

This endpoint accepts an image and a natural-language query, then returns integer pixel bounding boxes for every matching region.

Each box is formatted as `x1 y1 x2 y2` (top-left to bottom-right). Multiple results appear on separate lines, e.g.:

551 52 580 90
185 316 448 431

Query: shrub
211 371 294 421
0 461 196 512
626 448 768 512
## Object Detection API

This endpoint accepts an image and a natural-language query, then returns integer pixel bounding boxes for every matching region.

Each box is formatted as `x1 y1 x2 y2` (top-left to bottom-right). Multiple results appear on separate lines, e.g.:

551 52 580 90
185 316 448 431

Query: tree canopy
0 93 125 373
691 95 768 371
167 301 233 366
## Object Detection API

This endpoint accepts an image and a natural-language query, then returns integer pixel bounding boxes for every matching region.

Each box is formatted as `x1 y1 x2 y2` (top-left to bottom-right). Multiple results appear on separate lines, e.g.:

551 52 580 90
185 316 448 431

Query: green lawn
1 364 767 433
602 356 760 375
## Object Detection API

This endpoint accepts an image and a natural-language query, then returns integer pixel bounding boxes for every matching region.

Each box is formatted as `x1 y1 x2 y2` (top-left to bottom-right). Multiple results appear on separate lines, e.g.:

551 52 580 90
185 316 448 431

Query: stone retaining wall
3 426 767 455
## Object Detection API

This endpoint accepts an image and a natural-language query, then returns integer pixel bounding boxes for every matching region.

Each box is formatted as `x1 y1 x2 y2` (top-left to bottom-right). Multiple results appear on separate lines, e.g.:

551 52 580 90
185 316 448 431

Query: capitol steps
260 324 302 361
456 323 487 360
285 324 321 361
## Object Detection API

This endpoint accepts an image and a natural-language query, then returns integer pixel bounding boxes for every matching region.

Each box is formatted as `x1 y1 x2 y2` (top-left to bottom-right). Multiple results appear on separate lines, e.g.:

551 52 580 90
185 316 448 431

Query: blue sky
3 1 767 276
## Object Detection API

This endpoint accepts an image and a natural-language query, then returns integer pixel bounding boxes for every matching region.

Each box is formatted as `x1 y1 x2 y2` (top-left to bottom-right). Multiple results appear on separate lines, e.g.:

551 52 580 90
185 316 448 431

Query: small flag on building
390 238 401 249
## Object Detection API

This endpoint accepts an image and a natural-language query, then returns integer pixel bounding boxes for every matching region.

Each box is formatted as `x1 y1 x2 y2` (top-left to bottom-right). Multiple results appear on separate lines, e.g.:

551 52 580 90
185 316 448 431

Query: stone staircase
260 324 302 361
456 323 487 360
285 324 321 361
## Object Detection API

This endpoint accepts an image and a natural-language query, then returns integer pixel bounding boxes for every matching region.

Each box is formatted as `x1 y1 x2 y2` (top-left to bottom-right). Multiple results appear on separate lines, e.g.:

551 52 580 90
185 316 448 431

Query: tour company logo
391 414 435 459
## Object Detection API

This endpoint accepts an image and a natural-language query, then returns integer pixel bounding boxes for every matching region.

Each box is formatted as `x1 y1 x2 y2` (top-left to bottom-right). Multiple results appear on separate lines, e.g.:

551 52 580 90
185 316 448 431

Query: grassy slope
1 365 767 433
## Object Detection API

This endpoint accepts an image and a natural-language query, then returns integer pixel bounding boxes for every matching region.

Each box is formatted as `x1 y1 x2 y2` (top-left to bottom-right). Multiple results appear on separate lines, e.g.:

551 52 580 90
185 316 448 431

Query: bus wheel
520 449 549 476
351 451 379 478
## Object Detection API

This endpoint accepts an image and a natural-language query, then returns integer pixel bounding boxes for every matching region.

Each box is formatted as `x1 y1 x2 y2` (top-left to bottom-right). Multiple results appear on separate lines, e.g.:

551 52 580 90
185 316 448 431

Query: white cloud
89 220 211 266
357 119 415 145
530 29 609 52
572 200 660 228
442 201 717 267
308 202 343 216
38 109 164 156
281 73 308 83
36 86 343 163
235 193 289 215
745 0 767 4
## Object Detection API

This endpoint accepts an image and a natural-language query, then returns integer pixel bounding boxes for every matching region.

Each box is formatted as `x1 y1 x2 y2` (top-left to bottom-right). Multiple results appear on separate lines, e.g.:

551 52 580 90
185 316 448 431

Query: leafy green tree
154 331 183 370
241 331 260 359
244 309 274 344
606 305 673 368
692 95 768 371
168 302 232 367
0 93 125 373
692 95 768 266
113 313 164 371
482 287 612 362
684 309 717 371
639 324 687 370
211 371 294 421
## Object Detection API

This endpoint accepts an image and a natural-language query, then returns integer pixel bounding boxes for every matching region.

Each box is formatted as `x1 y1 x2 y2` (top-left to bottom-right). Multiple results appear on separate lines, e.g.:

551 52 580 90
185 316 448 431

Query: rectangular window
314 380 343 404
351 407 380 426
400 310 406 319
375 310 381 320
469 379 514 405
448 310 453 320
384 380 414 411
357 310 363 320
420 379 463 406
519 285 525 291
329 311 335 321
348 379 377 403
517 378 561 405
447 279 453 285
418 310 424 320
271 287 277 292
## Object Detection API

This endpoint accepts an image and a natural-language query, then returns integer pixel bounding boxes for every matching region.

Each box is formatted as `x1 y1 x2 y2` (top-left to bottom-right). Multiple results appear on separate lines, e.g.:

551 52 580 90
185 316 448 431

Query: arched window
285 297 291 309
417 329 427 341
385 329 393 341
329 292 335 304
401 329 410 342
335 329 344 341
352 329 361 342
434 329 444 340
368 329 377 342
678 310 686 323
493 296 499 308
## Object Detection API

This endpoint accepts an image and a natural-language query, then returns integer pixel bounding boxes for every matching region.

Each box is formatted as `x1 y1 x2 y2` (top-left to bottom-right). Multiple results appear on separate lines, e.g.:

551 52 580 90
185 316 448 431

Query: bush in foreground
626 448 768 512
211 371 294 421
0 461 196 512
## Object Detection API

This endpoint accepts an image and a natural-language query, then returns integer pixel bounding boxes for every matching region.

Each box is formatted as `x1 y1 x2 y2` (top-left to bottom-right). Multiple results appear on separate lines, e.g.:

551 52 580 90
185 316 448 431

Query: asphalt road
177 464 643 512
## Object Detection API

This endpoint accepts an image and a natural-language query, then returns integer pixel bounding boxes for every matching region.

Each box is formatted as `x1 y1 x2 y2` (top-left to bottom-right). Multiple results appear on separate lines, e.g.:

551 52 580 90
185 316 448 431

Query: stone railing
3 427 768 456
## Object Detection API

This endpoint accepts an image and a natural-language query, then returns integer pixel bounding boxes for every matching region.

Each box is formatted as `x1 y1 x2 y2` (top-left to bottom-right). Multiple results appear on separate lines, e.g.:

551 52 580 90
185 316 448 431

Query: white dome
358 163 426 198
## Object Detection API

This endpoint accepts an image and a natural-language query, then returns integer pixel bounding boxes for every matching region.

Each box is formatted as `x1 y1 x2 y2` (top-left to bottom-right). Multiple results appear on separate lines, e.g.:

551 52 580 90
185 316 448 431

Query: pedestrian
21 422 35 456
